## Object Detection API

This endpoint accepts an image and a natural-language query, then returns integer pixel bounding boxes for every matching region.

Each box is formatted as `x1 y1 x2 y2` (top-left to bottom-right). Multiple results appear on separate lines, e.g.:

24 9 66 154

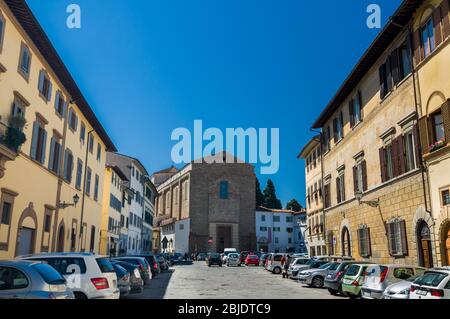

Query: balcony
0 121 21 178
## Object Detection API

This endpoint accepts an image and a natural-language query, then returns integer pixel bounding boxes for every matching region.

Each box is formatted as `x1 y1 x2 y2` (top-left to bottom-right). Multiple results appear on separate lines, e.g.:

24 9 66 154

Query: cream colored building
0 0 116 259
414 0 450 267
305 0 450 266
298 136 326 256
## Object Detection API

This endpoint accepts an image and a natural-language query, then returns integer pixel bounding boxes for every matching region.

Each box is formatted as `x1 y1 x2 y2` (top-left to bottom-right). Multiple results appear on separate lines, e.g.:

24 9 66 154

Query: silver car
0 260 73 299
382 275 422 299
297 262 340 288
226 253 241 267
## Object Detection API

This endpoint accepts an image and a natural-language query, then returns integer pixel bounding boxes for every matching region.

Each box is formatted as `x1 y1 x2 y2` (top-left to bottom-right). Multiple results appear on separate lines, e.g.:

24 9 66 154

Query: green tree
286 199 303 212
263 179 282 209
256 177 264 208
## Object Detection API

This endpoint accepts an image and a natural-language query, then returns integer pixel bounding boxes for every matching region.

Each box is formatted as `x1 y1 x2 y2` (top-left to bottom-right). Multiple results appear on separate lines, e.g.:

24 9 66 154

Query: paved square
132 262 340 299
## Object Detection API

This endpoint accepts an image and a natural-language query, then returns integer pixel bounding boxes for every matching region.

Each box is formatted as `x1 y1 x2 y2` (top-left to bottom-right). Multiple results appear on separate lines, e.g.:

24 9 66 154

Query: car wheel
273 267 281 274
328 288 338 296
312 276 324 288
73 292 88 300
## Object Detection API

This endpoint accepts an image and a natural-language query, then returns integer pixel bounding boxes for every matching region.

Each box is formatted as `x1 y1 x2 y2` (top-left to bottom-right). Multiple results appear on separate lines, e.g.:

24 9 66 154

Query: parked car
341 263 371 298
410 267 450 299
111 261 144 294
20 253 119 299
196 253 207 261
245 255 259 266
132 254 160 277
266 253 285 274
168 253 184 265
287 257 310 277
156 255 169 272
226 253 241 267
382 274 423 299
112 263 131 298
297 262 340 288
206 253 223 267
112 257 152 285
289 258 328 279
239 251 252 264
361 264 426 299
324 261 371 296
0 260 73 299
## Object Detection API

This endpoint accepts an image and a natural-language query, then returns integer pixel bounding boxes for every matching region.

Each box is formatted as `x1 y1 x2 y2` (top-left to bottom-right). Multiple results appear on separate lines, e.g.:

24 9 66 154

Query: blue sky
26 0 402 207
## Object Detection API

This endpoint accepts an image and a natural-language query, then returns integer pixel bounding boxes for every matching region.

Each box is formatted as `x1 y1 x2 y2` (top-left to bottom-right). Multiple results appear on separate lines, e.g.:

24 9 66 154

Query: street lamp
355 191 379 208
58 194 80 209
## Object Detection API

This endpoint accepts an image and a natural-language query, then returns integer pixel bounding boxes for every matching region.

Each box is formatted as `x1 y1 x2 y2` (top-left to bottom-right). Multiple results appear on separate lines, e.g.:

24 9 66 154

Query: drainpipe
78 129 94 251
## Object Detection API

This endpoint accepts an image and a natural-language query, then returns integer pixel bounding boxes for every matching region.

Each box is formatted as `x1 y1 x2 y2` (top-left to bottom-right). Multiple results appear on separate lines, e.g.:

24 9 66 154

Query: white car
226 253 241 267
222 248 238 264
19 253 120 299
410 267 450 299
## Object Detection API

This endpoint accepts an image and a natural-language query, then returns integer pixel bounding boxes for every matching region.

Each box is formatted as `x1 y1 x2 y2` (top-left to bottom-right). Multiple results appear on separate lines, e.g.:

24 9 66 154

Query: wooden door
217 226 232 253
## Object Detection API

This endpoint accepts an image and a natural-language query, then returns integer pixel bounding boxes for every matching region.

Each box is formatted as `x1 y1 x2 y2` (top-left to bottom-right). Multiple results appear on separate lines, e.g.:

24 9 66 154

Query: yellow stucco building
0 0 116 259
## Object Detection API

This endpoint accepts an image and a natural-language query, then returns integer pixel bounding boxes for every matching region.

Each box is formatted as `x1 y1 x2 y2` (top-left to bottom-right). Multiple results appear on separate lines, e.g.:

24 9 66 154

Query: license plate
416 289 427 296
343 279 352 285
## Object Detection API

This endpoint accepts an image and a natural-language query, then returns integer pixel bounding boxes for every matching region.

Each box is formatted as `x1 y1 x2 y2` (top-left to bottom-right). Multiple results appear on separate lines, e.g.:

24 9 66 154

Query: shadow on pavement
131 269 175 299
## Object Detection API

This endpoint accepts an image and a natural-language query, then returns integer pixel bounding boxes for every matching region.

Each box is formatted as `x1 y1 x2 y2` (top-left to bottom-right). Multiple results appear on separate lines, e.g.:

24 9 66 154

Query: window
387 219 408 257
89 226 96 252
336 173 345 204
261 215 266 222
260 226 267 231
274 237 279 244
88 133 94 154
398 43 412 80
288 238 292 244
324 183 331 209
0 202 11 225
44 211 51 233
54 91 66 118
96 143 101 161
0 11 5 53
421 18 435 59
30 119 47 165
68 108 78 131
273 227 281 232
63 149 74 183
353 158 367 194
48 137 62 174
94 174 99 201
403 130 417 172
80 122 86 145
333 112 344 143
379 62 389 99
349 92 362 128
18 43 32 79
286 216 293 223
38 70 52 102
357 227 371 258
75 159 83 190
179 224 184 230
286 227 293 233
273 216 280 222
219 181 229 199
431 111 445 143
12 96 27 118
86 167 92 196
442 189 450 206
380 143 394 182
0 267 29 290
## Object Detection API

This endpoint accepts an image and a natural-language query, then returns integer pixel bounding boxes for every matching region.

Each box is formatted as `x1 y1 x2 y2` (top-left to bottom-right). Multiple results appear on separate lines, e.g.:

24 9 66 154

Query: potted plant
429 138 446 153
4 114 27 152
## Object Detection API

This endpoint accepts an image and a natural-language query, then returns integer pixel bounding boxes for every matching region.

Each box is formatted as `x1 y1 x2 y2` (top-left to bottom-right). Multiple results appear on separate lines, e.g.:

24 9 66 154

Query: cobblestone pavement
130 261 341 299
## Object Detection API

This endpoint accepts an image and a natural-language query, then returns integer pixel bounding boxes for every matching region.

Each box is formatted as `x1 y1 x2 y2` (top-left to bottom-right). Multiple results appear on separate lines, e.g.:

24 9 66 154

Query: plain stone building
152 152 256 254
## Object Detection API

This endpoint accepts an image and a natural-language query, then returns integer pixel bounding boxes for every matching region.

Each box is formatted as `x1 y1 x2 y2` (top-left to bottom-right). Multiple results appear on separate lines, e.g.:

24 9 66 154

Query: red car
245 254 259 266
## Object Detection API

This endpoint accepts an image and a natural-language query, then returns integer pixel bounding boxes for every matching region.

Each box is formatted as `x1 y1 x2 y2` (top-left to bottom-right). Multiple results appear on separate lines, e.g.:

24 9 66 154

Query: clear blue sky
27 0 402 207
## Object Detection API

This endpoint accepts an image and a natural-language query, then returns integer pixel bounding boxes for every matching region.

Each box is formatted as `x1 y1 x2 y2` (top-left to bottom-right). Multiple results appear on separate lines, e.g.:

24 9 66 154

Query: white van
222 248 238 263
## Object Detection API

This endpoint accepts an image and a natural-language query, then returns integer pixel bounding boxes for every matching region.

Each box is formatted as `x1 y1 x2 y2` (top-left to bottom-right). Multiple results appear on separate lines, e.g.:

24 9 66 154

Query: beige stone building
298 136 326 256
0 0 116 258
305 0 450 267
152 152 256 254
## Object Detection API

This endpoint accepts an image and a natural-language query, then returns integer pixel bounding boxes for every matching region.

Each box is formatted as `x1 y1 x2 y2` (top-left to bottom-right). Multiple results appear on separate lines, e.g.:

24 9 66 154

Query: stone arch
56 220 66 252
439 219 450 266
339 218 352 257
425 91 447 116
14 203 38 256
418 4 435 27
412 206 437 267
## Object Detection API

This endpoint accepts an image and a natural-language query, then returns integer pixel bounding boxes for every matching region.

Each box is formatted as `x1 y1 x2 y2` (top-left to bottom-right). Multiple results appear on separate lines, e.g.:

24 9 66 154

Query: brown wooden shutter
413 29 421 65
358 91 364 118
357 228 363 257
434 7 443 47
441 100 450 143
386 222 394 255
336 178 341 203
362 160 368 191
397 136 406 176
366 228 372 257
413 124 422 168
442 0 450 39
418 116 430 154
349 100 355 128
340 112 345 138
333 118 338 143
379 64 386 99
391 137 400 177
390 49 400 85
400 220 408 256
353 166 358 194
379 148 387 182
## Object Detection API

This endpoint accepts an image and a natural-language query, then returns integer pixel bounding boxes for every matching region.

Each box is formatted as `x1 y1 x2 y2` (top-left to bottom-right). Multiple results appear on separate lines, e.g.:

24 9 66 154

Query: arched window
341 227 351 257
219 181 229 199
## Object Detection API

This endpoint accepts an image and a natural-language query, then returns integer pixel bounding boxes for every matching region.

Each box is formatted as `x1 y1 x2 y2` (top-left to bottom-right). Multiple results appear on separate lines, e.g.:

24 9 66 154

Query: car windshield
306 258 318 265
229 254 239 258
96 258 115 273
414 272 448 287
319 263 331 270
345 265 361 276
31 263 66 285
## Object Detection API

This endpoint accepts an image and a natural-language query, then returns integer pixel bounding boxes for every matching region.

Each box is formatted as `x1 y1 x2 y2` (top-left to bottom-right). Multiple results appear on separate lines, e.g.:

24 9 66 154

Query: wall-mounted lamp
58 194 80 209
355 191 379 208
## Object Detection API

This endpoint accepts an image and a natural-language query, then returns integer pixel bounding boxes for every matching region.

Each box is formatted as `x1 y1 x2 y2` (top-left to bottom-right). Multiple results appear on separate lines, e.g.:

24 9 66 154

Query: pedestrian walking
282 254 291 279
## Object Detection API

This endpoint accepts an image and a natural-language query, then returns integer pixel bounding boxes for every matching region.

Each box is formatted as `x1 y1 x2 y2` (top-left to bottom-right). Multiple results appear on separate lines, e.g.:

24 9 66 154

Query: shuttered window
54 91 66 118
421 18 435 59
30 120 47 165
86 167 92 196
336 174 345 204
94 174 99 201
75 159 83 190
0 12 5 53
38 70 52 101
324 184 331 208
353 159 367 194
80 122 86 145
68 108 78 131
357 227 371 258
387 219 408 257
18 43 32 79
63 148 74 183
48 137 61 174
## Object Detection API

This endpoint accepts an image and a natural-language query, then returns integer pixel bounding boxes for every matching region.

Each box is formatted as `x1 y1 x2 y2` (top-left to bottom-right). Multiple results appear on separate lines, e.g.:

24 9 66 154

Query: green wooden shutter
40 129 47 165
54 91 60 113
48 137 55 171
38 70 45 93
30 121 39 159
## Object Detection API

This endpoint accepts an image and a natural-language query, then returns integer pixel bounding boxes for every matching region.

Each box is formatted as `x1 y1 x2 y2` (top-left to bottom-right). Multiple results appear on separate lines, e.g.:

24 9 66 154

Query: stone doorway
417 220 433 268
216 225 232 253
